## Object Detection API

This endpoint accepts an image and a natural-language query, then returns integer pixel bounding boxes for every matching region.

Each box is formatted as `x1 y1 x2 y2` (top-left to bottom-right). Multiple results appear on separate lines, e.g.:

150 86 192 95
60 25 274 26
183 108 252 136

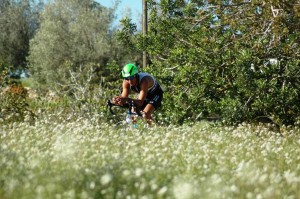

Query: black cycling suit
130 72 163 109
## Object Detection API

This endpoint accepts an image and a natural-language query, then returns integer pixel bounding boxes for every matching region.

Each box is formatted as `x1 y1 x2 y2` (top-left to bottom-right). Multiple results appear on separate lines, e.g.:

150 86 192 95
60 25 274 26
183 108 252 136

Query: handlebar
106 99 137 115
106 99 118 115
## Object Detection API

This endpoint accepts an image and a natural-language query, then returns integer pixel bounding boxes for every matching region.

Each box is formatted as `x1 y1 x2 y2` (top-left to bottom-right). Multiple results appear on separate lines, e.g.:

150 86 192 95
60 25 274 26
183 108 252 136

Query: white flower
89 182 95 189
158 186 168 196
173 181 196 199
101 173 112 185
135 168 144 177
284 170 300 184
122 170 130 177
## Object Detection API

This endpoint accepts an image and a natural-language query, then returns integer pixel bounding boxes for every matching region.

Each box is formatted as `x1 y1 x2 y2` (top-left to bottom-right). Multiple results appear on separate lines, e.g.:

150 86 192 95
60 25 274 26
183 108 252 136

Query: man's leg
143 104 155 125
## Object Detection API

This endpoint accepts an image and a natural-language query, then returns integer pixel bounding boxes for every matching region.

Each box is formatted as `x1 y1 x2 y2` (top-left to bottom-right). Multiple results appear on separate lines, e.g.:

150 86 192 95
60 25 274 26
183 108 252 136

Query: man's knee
142 111 152 120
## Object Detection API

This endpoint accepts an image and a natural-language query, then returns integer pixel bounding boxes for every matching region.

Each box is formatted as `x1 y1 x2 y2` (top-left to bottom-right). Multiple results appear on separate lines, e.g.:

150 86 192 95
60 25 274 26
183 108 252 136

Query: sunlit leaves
117 0 300 125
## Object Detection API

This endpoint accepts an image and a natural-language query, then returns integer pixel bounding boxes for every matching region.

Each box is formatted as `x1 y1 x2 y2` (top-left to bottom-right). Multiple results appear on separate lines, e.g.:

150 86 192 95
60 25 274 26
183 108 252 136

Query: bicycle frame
106 99 143 129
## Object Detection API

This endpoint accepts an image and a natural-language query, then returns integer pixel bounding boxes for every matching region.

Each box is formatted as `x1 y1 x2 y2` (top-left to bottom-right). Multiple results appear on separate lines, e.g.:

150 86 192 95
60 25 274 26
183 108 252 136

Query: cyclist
112 63 163 125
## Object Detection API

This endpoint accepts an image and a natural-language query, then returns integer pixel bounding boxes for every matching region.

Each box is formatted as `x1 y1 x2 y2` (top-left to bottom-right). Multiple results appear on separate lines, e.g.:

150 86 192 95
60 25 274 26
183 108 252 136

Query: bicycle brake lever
107 99 115 115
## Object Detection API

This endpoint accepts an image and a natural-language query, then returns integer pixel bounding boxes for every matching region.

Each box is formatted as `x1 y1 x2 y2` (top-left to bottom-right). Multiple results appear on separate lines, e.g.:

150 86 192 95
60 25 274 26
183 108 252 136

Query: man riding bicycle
112 63 163 124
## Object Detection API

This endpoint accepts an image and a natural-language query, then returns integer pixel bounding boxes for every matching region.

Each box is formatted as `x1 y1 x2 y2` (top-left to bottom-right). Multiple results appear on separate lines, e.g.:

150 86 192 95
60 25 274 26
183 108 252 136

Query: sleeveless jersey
130 73 161 96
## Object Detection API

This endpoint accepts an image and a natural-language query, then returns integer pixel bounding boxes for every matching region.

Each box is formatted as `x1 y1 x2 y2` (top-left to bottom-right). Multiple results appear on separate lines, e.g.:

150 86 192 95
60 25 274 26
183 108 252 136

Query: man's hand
112 96 128 106
112 96 121 105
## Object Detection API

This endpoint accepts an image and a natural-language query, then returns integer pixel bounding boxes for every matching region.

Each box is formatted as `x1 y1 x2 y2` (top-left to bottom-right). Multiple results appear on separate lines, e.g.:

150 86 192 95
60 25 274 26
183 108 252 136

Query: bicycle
106 99 146 130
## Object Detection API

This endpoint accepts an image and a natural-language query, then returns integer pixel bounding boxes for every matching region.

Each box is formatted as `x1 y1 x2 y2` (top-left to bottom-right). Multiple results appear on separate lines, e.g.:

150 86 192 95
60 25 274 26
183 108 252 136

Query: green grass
1 115 300 199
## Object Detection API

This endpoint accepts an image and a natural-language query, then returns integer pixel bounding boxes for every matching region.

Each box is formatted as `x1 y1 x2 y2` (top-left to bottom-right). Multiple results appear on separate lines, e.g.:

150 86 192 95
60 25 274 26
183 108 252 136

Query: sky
97 0 143 28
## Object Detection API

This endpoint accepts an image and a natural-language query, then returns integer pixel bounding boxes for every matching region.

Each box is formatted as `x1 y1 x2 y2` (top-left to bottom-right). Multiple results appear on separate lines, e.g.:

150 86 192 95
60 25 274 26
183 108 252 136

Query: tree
0 0 42 69
28 0 119 88
118 0 300 125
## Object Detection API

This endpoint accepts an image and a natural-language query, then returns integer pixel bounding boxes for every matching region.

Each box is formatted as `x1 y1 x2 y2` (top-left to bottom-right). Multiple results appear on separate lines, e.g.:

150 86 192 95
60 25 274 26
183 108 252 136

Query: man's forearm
121 97 143 107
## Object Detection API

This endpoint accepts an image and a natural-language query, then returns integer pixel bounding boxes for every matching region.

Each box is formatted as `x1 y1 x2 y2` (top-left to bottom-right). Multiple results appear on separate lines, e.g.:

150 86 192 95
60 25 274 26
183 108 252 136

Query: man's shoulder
139 72 154 80
138 72 151 76
140 74 152 83
122 79 130 87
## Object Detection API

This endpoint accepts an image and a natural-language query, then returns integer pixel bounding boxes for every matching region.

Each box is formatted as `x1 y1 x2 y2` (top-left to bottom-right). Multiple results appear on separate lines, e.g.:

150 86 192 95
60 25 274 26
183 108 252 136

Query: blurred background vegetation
0 0 299 127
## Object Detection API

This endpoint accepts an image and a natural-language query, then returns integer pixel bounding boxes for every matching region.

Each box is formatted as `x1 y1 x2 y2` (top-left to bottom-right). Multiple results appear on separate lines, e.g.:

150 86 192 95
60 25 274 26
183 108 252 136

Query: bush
0 82 36 124
0 62 35 124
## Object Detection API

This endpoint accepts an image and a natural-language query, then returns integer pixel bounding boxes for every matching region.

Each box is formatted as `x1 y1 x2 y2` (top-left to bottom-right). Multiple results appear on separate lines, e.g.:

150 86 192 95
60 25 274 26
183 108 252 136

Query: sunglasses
124 75 135 80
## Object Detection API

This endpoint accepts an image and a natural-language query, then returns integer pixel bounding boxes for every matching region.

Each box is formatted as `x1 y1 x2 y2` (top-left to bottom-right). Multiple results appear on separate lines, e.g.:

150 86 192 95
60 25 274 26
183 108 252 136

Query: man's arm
121 77 149 106
113 77 150 106
112 80 130 105
135 77 149 106
121 80 130 98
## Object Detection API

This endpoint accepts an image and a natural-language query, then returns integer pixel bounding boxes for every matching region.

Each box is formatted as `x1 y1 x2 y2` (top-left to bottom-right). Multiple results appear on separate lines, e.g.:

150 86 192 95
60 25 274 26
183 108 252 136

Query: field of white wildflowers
1 114 300 199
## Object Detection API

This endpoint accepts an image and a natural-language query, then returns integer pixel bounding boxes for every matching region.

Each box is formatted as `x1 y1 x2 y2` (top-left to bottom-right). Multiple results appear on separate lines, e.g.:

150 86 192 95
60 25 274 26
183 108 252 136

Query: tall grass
1 114 300 199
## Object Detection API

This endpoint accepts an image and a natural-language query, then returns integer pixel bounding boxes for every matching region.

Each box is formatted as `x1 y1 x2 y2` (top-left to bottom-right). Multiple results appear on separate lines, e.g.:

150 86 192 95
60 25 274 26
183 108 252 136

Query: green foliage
0 83 35 124
0 60 35 124
28 0 118 90
0 0 42 68
0 59 10 86
118 17 138 52
118 0 300 126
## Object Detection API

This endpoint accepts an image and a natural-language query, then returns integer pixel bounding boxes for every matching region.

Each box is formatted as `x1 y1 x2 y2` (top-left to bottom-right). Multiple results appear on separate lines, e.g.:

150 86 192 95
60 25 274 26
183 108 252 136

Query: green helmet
121 63 138 78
